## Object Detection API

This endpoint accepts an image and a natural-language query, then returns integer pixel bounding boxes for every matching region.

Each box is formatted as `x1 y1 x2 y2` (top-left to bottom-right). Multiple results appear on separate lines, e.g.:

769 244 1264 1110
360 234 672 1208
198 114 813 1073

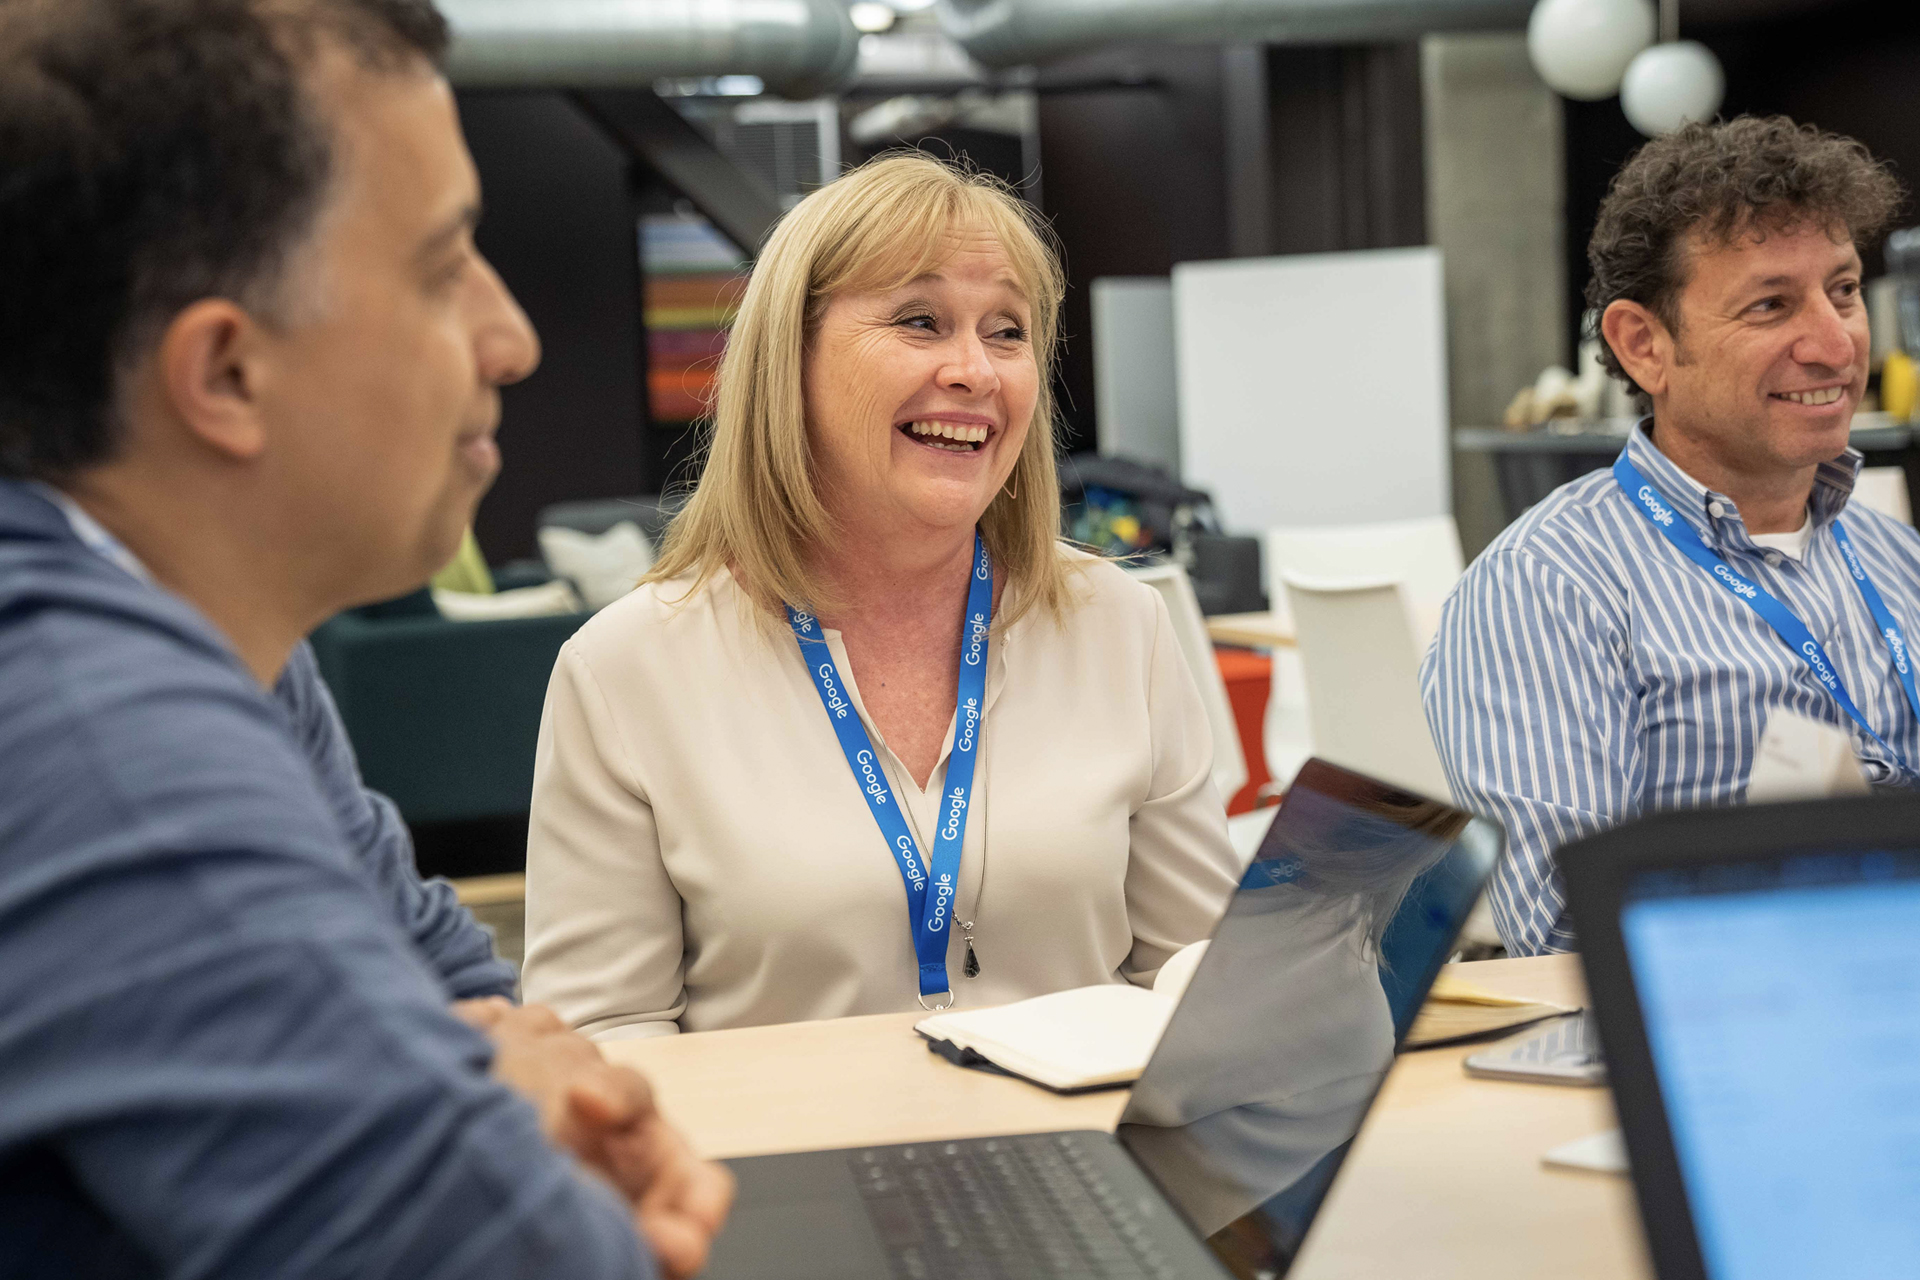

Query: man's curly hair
1586 115 1906 395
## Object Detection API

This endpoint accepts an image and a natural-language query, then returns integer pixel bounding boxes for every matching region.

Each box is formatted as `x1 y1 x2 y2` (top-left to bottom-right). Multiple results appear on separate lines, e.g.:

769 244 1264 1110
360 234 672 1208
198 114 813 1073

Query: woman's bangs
821 190 973 300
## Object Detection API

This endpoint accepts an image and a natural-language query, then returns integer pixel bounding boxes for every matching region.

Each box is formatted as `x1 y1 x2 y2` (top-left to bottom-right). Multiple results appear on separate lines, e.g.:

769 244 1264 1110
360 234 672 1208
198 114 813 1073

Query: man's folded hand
454 998 735 1277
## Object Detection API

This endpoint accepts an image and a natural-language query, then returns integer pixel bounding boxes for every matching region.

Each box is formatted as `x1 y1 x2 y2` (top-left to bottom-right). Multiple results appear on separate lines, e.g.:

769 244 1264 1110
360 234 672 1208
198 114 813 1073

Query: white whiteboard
1172 247 1449 532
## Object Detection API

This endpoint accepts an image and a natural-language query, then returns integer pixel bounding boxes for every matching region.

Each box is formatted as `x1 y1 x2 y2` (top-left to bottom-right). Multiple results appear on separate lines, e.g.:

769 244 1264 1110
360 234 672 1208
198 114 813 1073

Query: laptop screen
1114 759 1500 1276
1620 851 1920 1280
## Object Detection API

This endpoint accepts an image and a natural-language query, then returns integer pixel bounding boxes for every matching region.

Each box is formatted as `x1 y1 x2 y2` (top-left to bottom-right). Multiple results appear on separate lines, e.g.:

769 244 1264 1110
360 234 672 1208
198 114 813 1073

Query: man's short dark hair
0 0 449 480
1586 115 1906 394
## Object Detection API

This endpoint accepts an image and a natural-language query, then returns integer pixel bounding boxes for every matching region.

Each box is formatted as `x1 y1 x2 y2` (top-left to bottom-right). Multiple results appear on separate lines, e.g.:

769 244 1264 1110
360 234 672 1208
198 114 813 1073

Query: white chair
1281 570 1501 948
1259 516 1466 792
1124 562 1248 809
1264 515 1464 646
1278 572 1452 799
1853 466 1913 525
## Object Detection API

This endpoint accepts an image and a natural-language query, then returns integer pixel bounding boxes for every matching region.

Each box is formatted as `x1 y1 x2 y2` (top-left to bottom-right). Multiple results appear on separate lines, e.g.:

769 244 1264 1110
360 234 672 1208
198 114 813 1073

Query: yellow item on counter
1885 350 1917 423
431 527 495 596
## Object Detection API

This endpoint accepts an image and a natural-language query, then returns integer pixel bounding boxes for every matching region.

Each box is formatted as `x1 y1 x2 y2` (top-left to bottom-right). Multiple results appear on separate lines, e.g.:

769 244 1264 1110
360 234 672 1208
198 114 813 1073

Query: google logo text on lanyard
786 532 993 1009
1612 453 1920 769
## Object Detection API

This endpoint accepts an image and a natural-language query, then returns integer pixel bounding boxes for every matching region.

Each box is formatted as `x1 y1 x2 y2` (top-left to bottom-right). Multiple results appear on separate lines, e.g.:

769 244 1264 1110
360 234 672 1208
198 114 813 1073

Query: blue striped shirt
1421 422 1920 955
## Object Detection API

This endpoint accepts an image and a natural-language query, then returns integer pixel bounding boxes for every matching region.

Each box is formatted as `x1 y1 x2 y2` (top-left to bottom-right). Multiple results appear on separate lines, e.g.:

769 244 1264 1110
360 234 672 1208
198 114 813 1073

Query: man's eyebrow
416 203 480 262
1735 269 1860 298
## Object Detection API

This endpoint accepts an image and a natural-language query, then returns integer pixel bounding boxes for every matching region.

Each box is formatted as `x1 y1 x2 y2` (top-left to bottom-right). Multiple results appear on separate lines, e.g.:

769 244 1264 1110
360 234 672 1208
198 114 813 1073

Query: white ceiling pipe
937 0 1534 69
441 0 861 99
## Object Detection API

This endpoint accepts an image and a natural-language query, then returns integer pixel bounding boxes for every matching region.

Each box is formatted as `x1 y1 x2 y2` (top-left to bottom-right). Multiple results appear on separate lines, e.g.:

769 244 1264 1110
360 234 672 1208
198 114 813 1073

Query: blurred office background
310 0 1920 931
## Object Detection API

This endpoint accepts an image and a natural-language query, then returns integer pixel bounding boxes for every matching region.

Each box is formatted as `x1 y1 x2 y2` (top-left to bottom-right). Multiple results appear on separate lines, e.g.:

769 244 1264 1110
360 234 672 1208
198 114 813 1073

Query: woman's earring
1004 470 1019 502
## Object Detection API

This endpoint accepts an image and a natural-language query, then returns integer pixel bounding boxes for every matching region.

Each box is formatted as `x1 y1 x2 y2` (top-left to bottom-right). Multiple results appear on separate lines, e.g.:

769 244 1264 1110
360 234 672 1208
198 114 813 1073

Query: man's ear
156 299 271 461
1601 299 1674 400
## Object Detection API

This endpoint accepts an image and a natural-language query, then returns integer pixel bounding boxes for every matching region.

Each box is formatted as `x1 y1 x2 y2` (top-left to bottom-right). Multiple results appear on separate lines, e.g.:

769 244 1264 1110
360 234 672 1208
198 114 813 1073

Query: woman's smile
897 416 996 455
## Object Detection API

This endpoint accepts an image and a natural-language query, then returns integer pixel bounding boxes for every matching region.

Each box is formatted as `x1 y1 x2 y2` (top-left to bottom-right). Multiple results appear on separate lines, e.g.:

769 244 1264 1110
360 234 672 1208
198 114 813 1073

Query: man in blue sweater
0 1 729 1276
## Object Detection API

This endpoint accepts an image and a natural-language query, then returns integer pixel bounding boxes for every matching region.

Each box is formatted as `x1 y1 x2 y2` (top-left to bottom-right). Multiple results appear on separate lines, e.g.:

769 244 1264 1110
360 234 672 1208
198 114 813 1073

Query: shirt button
1708 501 1727 518
1765 552 1784 567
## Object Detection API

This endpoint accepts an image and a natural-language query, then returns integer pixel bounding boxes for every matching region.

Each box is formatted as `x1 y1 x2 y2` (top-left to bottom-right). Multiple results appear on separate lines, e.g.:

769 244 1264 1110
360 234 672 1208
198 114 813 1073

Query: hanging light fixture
1619 0 1724 135
1525 0 1656 101
849 2 897 34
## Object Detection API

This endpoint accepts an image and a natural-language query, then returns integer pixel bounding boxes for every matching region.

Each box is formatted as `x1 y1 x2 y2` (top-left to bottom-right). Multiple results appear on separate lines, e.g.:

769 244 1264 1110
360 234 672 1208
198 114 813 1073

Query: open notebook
914 944 1204 1093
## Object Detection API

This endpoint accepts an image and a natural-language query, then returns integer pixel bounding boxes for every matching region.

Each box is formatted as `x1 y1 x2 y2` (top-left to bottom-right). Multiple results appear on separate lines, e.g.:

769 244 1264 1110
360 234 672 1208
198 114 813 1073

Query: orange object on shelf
647 368 718 422
644 271 743 423
1212 646 1273 815
643 270 749 315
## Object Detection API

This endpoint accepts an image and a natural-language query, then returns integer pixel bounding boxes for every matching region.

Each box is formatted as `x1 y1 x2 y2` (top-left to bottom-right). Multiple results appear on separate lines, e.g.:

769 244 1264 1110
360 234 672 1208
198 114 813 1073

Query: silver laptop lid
1116 758 1501 1275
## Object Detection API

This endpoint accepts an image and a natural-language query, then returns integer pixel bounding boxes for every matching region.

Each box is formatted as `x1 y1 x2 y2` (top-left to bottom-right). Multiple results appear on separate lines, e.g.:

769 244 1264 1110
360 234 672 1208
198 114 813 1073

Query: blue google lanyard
1613 453 1920 765
786 532 993 1009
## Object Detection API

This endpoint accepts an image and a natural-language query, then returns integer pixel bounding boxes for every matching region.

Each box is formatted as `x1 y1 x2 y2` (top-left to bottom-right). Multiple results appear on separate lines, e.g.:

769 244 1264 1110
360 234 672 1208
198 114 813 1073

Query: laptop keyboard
849 1132 1181 1280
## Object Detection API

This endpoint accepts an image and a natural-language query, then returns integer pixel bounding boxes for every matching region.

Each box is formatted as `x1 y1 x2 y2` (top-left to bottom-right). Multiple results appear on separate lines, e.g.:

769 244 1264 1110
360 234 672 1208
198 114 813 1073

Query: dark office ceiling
1683 0 1866 23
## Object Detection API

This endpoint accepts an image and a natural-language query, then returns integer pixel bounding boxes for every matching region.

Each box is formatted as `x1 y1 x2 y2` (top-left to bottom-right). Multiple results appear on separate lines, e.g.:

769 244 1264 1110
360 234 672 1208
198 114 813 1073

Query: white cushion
433 580 583 621
538 520 655 611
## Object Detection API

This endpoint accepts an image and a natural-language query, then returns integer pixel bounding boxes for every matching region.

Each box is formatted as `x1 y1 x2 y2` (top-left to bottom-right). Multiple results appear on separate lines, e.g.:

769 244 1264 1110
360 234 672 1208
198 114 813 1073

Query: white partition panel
1172 247 1449 531
1091 277 1180 474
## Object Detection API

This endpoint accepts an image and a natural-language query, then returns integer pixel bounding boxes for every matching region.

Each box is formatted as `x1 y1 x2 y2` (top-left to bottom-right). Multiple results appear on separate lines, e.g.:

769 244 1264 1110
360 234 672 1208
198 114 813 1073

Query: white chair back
1280 570 1500 949
1125 562 1248 808
1265 516 1463 648
1853 466 1913 525
1279 572 1452 800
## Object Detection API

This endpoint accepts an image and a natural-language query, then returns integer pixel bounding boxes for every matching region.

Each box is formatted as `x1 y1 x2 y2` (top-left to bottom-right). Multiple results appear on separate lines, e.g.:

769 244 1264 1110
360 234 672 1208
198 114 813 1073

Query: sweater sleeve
0 611 654 1280
277 640 519 1001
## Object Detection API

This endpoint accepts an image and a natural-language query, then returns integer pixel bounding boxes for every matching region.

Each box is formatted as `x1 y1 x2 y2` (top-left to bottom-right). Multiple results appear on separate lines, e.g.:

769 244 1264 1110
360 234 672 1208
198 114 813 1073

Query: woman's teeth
1775 387 1845 406
903 420 988 452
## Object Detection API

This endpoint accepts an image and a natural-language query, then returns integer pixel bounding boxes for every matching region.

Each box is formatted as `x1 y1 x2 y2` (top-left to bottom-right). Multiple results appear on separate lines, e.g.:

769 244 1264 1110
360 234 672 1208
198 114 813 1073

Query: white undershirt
1668 466 1815 561
29 481 155 582
1751 518 1816 561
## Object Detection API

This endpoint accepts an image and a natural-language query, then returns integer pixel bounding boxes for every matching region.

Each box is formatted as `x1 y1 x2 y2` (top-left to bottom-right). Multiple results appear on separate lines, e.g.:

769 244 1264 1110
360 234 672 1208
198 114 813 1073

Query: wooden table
1208 604 1444 654
1207 611 1295 650
602 954 1652 1280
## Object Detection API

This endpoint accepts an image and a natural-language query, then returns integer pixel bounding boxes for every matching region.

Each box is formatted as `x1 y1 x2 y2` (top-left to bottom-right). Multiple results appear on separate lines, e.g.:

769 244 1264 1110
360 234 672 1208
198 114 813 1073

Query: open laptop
703 758 1504 1280
1560 793 1920 1280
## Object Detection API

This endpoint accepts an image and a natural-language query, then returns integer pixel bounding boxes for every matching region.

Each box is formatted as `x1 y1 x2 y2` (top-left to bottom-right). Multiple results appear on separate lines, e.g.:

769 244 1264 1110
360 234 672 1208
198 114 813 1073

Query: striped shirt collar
1625 416 1863 551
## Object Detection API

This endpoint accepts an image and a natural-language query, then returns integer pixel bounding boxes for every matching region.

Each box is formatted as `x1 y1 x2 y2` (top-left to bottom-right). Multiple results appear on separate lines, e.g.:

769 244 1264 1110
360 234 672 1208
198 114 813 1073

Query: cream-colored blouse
520 548 1242 1040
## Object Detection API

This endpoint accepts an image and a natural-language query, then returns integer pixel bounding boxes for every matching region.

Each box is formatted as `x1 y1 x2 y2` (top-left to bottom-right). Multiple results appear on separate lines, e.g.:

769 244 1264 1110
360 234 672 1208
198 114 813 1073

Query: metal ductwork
440 0 861 100
936 0 1534 69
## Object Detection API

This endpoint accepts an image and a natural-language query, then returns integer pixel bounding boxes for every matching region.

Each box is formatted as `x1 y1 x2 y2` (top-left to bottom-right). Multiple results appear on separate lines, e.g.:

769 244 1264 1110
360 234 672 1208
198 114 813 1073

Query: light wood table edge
1206 611 1296 650
450 872 526 908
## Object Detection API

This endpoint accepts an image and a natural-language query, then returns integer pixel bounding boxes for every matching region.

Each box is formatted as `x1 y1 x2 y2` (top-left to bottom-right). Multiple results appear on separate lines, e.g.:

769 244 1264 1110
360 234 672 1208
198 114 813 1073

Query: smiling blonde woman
521 153 1241 1038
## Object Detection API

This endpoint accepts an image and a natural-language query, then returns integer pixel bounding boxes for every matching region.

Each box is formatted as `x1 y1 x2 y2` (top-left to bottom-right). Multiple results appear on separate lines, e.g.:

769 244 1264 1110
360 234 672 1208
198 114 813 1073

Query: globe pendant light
1621 41 1725 135
1526 0 1656 100
1620 0 1725 135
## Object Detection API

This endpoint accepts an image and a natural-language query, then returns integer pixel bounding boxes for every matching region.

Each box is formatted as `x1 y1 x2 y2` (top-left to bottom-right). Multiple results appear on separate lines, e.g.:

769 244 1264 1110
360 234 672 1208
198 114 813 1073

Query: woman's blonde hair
644 151 1074 628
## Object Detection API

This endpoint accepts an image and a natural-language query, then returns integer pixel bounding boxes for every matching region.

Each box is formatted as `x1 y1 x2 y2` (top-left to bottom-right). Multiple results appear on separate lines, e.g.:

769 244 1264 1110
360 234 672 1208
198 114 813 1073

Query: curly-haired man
1423 116 1913 955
